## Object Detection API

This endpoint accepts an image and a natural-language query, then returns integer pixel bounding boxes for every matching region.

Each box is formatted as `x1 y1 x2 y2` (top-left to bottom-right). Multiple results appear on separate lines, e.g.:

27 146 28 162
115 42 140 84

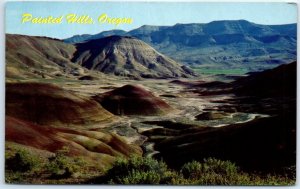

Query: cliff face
72 36 196 79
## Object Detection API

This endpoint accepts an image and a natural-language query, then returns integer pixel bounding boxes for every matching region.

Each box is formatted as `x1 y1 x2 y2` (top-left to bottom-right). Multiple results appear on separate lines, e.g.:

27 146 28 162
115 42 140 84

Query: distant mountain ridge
64 30 127 43
65 20 297 71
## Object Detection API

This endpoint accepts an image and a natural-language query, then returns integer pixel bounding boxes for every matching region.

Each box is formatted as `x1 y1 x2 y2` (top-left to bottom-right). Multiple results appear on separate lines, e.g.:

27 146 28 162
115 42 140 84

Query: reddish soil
6 82 113 125
93 84 173 116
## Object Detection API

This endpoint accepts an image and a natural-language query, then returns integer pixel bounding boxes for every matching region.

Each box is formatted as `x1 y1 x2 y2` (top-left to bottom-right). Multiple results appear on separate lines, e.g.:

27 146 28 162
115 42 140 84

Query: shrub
181 160 202 179
181 158 238 179
5 171 23 184
180 158 250 185
202 157 238 176
5 149 41 172
46 147 82 179
194 171 251 185
249 173 295 186
103 155 185 184
105 155 168 179
109 170 161 184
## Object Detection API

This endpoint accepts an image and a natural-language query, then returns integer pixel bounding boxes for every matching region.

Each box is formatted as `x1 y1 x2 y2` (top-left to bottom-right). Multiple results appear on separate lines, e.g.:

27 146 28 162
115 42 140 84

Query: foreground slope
6 116 142 169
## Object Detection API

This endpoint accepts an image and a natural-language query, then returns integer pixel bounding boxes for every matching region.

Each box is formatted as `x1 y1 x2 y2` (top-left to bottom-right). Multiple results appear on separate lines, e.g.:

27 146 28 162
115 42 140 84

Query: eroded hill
72 36 195 79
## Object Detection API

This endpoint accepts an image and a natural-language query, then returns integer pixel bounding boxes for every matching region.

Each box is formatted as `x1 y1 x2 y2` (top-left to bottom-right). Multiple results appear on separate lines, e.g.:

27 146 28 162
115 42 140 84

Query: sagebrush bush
105 155 167 178
5 149 42 172
181 160 202 179
181 158 238 179
109 170 161 184
103 155 185 184
180 158 251 185
202 157 238 176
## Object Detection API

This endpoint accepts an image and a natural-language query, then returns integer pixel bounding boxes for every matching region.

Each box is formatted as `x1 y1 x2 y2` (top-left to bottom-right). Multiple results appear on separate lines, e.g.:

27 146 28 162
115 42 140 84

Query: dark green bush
103 155 185 184
5 149 41 172
5 171 23 184
180 158 251 185
109 170 161 184
195 171 251 185
202 157 238 176
105 155 167 178
181 160 202 179
181 158 238 179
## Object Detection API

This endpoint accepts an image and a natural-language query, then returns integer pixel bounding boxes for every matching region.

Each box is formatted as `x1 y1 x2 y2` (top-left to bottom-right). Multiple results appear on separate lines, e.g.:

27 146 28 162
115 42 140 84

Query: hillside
6 82 114 125
93 84 173 115
143 62 296 171
72 36 195 79
6 116 142 170
6 34 89 80
233 61 296 97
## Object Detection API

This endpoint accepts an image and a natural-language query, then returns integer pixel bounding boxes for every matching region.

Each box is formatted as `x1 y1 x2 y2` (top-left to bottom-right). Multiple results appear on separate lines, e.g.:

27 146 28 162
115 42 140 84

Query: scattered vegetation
93 156 295 185
5 145 99 184
45 147 84 179
180 158 249 185
5 145 295 185
5 148 42 172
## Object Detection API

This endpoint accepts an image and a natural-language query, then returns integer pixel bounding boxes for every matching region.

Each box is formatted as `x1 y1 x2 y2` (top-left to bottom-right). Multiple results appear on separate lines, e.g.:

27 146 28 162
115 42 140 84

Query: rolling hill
6 82 114 125
72 35 196 79
93 84 173 116
6 34 88 80
6 115 142 170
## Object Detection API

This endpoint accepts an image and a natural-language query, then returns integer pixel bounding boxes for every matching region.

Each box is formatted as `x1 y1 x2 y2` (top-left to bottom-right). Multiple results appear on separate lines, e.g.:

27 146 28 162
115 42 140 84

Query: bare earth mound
72 35 195 79
6 82 114 125
93 84 173 116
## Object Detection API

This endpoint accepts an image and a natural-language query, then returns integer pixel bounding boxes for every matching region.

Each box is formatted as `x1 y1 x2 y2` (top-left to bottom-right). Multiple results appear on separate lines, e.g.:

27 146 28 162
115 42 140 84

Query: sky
5 1 298 39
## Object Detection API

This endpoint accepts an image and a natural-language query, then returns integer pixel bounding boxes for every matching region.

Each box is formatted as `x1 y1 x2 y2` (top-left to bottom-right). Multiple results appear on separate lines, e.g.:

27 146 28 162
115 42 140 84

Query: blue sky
5 2 298 39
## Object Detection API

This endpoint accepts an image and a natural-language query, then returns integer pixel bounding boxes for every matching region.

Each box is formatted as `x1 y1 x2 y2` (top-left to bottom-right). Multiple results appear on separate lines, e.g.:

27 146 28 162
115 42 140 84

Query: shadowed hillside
144 62 296 172
233 61 296 97
93 84 173 116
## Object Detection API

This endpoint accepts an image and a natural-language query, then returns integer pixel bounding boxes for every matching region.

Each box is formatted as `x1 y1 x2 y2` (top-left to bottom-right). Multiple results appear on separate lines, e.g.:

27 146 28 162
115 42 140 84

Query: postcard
4 1 297 185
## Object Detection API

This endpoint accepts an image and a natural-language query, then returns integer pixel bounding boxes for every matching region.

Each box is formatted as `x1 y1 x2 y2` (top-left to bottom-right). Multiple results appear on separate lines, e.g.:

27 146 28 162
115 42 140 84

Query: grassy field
192 67 248 75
